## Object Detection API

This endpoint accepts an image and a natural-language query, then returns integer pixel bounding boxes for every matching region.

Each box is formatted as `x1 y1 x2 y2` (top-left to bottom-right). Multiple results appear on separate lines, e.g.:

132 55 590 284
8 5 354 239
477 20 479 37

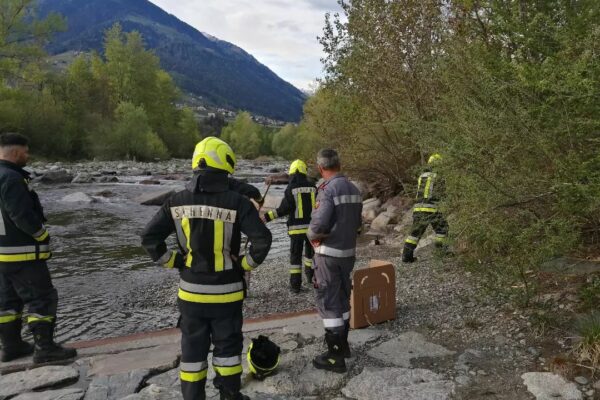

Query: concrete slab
84 369 149 400
367 331 455 367
11 389 84 400
88 343 180 376
0 366 79 399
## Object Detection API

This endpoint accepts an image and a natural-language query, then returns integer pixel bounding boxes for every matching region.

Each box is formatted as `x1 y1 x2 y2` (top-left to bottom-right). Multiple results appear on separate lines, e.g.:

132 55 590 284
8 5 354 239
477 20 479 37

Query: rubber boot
304 266 314 285
340 321 351 358
402 245 416 263
289 273 302 294
219 389 250 400
312 331 347 373
0 319 34 362
31 322 77 364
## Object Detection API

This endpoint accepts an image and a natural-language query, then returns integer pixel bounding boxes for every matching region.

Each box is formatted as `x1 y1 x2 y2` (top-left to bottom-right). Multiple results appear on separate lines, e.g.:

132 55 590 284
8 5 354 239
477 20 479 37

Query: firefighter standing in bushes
0 132 77 364
262 159 316 293
141 137 272 400
402 153 449 263
308 149 362 373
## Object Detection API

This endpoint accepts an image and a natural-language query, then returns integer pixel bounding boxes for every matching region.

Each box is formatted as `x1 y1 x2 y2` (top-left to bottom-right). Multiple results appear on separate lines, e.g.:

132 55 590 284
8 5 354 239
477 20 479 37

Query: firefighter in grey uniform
141 137 272 400
262 159 316 292
307 149 362 373
0 132 76 364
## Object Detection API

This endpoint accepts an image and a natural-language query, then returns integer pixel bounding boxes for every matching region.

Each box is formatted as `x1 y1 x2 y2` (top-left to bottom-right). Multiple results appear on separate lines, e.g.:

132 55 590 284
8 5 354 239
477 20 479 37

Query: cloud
148 0 341 90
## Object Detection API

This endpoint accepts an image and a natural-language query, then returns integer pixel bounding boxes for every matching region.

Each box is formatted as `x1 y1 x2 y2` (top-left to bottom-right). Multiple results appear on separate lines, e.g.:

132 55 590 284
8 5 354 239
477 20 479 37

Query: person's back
141 137 271 400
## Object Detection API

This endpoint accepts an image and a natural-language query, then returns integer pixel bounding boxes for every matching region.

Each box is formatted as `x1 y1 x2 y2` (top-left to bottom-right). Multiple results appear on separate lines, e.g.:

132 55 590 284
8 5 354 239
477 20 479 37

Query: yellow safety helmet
288 159 307 175
428 153 442 165
191 137 236 174
247 335 281 380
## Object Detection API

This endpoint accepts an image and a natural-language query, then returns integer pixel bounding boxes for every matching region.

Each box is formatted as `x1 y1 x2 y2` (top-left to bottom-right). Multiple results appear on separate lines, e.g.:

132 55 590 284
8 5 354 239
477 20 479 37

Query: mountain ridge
38 0 306 121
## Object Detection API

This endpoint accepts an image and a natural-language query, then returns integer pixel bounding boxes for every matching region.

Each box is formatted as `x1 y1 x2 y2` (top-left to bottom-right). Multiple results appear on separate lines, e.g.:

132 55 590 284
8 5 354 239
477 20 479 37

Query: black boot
402 246 416 263
0 319 34 362
304 266 314 285
31 322 77 364
312 331 347 373
340 321 351 358
289 273 302 293
219 389 250 400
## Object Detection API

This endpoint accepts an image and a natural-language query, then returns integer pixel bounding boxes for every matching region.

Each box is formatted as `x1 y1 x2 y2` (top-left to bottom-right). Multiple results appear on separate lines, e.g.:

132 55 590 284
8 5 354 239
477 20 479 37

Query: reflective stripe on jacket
0 160 50 264
264 173 316 235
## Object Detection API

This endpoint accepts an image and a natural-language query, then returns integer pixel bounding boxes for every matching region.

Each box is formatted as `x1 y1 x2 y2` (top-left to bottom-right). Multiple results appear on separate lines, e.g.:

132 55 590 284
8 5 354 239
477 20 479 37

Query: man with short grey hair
0 132 76 363
308 148 362 373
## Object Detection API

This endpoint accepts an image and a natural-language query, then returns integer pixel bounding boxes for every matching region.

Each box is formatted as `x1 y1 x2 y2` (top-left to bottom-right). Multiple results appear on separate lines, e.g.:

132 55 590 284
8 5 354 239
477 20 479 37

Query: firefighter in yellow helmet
262 159 317 293
141 137 272 400
402 153 449 262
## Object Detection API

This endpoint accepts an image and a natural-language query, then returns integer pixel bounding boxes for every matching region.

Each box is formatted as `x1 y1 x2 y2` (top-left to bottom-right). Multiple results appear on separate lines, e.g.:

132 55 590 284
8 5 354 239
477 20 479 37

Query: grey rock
455 375 471 386
369 213 392 234
455 349 482 373
88 344 180 376
342 367 455 400
521 372 583 400
136 190 177 206
12 389 84 400
347 328 382 346
40 170 74 184
362 208 379 224
368 331 455 367
146 369 179 388
120 385 182 400
574 376 588 385
61 192 96 204
585 390 594 397
96 176 119 183
0 366 79 398
71 173 94 184
528 347 542 357
84 369 149 400
594 380 600 390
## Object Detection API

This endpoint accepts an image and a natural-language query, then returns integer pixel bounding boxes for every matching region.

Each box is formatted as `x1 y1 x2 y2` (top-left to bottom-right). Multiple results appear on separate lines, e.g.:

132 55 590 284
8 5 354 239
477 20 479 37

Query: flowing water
32 165 290 342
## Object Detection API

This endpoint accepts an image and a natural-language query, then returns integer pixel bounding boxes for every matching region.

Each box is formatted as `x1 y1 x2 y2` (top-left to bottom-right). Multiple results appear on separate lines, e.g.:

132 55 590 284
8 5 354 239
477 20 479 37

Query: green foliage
308 0 600 299
575 312 600 370
91 102 168 161
221 112 263 159
579 275 600 312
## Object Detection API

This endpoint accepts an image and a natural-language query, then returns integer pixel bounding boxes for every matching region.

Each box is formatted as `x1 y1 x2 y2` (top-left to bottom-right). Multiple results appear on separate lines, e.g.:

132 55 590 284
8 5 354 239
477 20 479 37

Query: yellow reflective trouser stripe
290 268 302 274
182 218 193 268
214 220 224 272
414 208 437 213
416 176 422 200
0 252 51 262
180 370 208 382
0 314 20 323
214 365 243 376
178 289 244 304
297 193 303 219
424 177 432 199
288 229 308 235
27 315 54 323
165 251 177 268
405 238 418 245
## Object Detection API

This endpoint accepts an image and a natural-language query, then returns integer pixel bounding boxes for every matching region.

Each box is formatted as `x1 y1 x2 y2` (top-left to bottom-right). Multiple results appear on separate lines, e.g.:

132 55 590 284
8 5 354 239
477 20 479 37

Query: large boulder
521 372 582 400
369 212 392 234
39 169 73 184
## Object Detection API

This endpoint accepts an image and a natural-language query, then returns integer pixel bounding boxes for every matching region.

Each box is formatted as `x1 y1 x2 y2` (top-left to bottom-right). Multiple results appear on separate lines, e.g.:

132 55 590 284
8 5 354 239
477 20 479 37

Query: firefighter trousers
0 261 58 329
179 308 244 400
289 234 314 274
313 254 355 334
403 211 449 259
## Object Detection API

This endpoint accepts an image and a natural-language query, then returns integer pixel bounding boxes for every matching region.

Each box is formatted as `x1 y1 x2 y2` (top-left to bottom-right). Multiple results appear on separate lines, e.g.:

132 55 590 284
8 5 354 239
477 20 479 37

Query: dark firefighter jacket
263 173 316 235
229 177 261 203
0 160 50 265
140 170 272 315
414 168 445 213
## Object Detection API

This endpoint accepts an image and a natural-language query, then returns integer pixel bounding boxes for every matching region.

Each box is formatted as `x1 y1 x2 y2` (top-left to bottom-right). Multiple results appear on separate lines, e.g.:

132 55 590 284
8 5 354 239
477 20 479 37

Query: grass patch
574 312 600 372
579 274 600 312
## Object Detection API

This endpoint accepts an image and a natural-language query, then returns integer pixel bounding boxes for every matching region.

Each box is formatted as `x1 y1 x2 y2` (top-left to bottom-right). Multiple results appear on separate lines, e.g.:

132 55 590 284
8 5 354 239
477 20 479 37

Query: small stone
575 376 589 385
585 390 594 397
594 380 600 390
528 347 541 357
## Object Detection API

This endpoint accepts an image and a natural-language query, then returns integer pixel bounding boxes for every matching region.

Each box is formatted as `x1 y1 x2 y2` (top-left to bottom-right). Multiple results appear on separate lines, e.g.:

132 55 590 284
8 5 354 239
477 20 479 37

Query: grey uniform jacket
307 174 362 258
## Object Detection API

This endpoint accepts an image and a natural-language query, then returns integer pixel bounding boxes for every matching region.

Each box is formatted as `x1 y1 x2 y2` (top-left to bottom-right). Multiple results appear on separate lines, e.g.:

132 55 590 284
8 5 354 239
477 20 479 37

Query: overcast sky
148 0 343 91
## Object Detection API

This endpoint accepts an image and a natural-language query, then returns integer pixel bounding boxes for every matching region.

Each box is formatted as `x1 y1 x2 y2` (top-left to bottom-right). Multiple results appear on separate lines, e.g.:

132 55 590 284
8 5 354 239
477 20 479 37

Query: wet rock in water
268 167 281 173
139 179 161 185
265 173 289 185
94 190 116 198
137 189 176 206
72 173 94 184
521 372 582 400
39 169 74 184
120 385 182 400
342 367 455 400
84 369 150 400
96 176 119 183
368 331 455 368
0 366 79 398
11 388 85 400
100 170 117 176
61 192 96 204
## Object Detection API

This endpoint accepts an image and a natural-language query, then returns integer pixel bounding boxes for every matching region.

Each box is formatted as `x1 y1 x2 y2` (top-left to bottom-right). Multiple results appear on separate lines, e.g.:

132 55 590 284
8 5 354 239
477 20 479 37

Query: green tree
221 112 262 159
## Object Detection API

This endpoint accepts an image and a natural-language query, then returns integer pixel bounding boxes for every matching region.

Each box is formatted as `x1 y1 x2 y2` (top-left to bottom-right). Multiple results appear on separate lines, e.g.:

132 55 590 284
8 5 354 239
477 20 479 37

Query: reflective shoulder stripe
170 205 237 223
315 246 355 258
333 195 362 205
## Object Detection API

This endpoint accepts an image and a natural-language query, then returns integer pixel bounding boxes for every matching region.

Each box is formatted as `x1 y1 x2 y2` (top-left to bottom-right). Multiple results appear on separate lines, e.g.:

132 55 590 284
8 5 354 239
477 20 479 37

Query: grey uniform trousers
313 254 355 334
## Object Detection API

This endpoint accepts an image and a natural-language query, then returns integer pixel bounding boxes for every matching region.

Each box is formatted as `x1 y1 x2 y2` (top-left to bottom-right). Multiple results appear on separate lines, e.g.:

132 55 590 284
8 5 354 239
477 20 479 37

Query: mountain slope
38 0 306 121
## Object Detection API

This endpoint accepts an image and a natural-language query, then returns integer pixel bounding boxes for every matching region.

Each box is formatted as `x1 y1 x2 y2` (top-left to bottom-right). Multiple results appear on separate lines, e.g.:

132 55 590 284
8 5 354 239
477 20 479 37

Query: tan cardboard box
350 260 396 329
